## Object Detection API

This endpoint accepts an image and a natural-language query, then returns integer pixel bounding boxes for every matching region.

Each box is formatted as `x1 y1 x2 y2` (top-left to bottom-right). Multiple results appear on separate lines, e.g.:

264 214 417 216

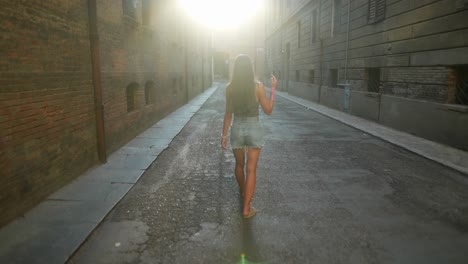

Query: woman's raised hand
270 74 277 102
270 74 277 88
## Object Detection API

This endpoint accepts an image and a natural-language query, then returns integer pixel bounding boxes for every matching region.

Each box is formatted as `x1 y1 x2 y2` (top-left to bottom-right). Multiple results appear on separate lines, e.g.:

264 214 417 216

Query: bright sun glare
178 0 262 30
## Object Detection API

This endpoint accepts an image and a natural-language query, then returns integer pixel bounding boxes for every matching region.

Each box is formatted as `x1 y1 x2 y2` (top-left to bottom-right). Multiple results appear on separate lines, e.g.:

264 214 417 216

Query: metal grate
456 66 468 105
367 68 381 93
309 70 315 84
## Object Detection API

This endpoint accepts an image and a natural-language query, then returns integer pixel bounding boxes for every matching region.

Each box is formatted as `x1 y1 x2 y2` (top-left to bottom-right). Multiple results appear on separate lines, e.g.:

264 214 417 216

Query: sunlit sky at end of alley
178 0 263 30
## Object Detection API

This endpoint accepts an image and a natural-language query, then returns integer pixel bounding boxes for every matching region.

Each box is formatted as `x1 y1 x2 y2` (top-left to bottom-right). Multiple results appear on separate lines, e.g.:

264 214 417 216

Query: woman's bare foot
243 207 256 218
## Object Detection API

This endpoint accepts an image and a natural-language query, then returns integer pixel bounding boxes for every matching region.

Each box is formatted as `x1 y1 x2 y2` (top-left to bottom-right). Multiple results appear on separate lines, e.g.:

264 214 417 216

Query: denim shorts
230 117 265 149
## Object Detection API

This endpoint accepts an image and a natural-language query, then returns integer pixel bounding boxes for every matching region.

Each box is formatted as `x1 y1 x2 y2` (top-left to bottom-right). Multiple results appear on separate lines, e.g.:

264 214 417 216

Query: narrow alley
2 1 468 263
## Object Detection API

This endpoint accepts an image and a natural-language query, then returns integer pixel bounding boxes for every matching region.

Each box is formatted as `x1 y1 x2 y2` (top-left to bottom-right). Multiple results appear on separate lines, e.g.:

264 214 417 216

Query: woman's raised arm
257 75 277 115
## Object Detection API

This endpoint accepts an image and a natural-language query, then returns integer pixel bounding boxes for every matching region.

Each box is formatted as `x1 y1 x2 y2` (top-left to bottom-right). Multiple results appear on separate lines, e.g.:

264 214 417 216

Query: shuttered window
297 21 302 48
311 9 318 43
332 0 342 36
309 70 315 84
368 0 386 24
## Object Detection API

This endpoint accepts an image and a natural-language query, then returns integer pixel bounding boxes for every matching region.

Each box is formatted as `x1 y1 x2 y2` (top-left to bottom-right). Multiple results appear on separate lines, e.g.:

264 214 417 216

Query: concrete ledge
380 95 468 150
320 87 345 111
349 90 380 122
288 83 320 102
271 89 468 176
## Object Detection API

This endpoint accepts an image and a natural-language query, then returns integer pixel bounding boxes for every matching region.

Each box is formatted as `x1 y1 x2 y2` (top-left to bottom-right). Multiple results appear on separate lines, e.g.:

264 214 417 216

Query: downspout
344 0 351 82
319 39 323 103
184 21 189 102
280 1 284 91
318 0 323 103
210 31 214 85
88 0 107 163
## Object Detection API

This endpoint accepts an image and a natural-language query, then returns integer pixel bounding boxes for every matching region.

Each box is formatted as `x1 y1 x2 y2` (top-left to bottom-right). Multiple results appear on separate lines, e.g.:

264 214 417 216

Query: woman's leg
243 148 261 216
233 148 246 197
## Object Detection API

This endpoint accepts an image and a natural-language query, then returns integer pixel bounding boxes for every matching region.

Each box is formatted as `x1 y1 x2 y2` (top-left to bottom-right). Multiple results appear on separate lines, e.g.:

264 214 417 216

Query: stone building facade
0 0 212 227
265 0 468 150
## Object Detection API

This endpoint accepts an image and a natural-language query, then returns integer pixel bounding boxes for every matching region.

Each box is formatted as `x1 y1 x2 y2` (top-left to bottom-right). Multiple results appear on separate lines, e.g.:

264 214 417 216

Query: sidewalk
0 84 219 264
272 89 468 176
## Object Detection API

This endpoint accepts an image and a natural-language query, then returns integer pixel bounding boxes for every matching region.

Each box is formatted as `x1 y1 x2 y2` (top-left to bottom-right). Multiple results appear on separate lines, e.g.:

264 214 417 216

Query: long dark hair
229 55 257 114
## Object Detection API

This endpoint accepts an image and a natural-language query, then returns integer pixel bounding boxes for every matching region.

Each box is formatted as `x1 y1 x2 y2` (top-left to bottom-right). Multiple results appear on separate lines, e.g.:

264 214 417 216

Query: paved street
69 84 468 264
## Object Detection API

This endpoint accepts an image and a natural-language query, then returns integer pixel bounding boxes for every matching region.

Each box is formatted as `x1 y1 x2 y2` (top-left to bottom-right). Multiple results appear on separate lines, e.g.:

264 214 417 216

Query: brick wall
0 0 212 227
382 67 449 102
96 0 212 153
0 0 97 226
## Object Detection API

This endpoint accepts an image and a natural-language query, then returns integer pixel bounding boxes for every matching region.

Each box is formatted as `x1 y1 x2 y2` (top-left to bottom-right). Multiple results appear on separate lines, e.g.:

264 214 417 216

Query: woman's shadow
238 216 266 264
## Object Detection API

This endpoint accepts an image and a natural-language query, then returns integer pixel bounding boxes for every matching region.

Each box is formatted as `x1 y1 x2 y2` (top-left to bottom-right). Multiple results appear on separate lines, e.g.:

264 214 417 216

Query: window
311 9 318 43
455 66 468 105
145 81 155 105
368 0 386 24
296 70 300 82
329 69 338 88
126 82 139 112
309 70 315 84
331 0 341 37
455 0 468 10
367 68 381 92
297 21 302 48
122 0 138 19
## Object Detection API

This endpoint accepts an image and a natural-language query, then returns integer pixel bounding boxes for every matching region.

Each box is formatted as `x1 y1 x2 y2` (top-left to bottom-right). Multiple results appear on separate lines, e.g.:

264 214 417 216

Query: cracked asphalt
68 84 468 264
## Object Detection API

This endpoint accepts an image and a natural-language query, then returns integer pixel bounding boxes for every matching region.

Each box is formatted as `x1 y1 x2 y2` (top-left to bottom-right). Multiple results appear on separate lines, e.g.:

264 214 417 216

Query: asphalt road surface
69 84 468 264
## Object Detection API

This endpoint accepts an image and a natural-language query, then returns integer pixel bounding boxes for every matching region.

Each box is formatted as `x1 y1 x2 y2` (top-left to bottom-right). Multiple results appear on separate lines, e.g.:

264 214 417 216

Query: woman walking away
221 54 277 219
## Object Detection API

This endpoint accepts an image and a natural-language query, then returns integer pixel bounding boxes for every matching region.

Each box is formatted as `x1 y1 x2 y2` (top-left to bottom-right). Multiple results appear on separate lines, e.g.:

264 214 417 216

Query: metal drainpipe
344 0 351 83
88 0 107 163
184 20 189 102
318 0 323 103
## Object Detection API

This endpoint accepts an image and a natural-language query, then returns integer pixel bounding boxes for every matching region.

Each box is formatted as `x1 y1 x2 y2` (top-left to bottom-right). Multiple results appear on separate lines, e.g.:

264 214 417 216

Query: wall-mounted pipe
344 0 351 82
88 0 107 163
